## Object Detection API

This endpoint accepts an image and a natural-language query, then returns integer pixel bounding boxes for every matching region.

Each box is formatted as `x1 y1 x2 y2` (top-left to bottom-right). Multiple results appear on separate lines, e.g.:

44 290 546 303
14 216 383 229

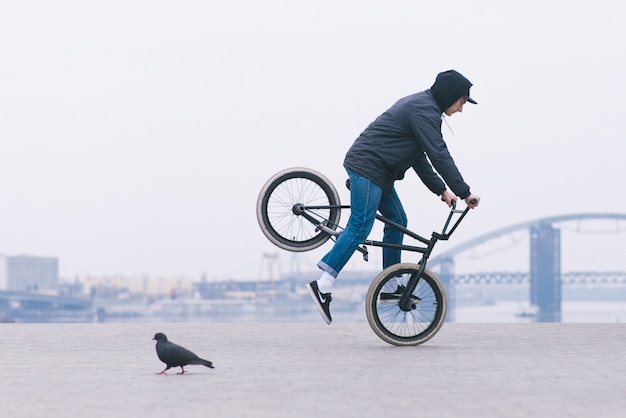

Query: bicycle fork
398 266 425 311
398 238 437 312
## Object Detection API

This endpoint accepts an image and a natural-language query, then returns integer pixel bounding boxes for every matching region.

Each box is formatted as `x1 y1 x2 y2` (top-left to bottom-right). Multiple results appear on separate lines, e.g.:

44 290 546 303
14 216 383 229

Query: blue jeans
317 168 407 278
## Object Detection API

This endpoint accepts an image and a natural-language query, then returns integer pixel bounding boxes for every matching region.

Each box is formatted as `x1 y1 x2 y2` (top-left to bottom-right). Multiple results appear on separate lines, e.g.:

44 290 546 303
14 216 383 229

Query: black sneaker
380 285 422 305
306 281 332 325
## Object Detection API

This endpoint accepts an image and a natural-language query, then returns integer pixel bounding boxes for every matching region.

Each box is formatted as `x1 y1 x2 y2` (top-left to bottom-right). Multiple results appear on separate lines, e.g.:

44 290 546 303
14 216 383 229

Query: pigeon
153 332 214 374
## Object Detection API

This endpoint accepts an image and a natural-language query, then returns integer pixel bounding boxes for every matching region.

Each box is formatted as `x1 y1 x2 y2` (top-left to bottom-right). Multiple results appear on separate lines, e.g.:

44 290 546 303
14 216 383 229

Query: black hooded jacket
343 70 474 199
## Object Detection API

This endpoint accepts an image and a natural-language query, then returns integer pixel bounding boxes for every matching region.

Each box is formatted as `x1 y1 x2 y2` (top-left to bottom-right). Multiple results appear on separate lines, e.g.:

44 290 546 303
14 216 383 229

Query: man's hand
465 194 480 209
441 191 481 209
440 190 457 208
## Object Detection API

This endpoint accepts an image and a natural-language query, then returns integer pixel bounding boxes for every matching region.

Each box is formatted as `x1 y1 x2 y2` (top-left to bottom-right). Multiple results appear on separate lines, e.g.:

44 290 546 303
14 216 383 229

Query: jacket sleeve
409 113 471 199
412 153 446 195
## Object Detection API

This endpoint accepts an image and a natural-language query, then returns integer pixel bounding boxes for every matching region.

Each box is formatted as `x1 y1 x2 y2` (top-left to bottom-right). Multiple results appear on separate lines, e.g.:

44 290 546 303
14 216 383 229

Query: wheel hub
399 299 417 312
292 203 305 215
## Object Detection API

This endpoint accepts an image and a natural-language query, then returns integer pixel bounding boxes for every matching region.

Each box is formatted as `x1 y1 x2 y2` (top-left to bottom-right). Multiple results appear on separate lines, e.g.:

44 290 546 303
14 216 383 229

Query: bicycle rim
365 263 447 346
256 167 341 252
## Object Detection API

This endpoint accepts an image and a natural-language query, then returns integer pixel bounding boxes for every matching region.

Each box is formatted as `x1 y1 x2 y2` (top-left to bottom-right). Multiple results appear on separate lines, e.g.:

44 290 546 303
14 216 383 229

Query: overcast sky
1 1 625 281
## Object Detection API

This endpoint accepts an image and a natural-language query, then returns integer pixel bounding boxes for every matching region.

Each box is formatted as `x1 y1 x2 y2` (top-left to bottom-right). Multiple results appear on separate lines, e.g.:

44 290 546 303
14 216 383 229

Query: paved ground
0 322 625 417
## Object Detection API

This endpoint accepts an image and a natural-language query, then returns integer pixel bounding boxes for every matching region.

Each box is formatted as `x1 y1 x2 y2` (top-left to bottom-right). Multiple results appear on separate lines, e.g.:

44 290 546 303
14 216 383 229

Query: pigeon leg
156 366 171 375
177 367 186 375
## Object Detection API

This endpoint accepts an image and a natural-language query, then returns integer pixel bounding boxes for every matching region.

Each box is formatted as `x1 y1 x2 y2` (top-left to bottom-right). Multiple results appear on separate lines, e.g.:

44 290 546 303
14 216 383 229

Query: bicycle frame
297 200 472 312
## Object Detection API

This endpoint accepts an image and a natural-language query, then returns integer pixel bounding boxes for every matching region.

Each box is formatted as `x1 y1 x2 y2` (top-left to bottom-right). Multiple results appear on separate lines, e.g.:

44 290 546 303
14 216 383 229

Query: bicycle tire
256 167 341 252
365 263 447 346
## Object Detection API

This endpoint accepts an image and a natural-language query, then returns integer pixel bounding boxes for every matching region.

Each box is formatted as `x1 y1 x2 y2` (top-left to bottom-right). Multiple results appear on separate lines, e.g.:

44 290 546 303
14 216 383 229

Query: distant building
83 274 194 299
0 254 59 292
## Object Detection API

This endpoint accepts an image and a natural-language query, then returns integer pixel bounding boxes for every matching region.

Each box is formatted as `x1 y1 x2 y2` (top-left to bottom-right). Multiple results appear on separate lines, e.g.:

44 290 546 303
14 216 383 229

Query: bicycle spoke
257 168 341 252
266 177 332 242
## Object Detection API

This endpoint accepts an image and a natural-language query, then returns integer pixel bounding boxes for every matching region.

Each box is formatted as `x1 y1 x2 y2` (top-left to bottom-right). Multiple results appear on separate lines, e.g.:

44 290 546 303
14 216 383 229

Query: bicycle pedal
356 245 369 261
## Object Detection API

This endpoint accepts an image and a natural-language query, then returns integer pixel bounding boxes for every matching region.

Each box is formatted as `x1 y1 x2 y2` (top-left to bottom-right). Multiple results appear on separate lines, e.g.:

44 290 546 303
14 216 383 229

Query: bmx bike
256 167 475 346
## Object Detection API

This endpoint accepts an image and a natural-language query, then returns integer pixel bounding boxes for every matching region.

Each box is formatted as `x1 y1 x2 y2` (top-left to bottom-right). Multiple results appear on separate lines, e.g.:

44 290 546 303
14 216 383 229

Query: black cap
430 70 477 112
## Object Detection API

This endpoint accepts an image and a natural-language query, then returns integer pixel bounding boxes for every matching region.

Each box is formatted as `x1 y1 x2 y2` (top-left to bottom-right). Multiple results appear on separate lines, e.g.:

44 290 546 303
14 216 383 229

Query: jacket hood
429 70 477 113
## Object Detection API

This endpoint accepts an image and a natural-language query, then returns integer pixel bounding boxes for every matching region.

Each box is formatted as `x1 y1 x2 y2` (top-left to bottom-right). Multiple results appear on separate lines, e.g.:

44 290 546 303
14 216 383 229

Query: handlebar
439 198 477 239
449 198 478 211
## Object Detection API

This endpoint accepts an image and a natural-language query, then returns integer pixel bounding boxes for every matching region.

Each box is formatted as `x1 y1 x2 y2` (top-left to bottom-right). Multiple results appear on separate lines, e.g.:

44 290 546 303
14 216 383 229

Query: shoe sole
306 283 332 325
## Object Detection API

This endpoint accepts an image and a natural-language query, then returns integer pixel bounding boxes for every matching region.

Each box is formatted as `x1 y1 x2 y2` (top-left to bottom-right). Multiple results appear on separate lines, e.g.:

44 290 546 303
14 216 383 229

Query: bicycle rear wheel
257 167 341 252
365 263 447 346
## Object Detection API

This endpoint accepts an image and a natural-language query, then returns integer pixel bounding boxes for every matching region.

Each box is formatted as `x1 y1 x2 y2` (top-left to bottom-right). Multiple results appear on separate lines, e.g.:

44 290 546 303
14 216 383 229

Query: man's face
444 97 467 116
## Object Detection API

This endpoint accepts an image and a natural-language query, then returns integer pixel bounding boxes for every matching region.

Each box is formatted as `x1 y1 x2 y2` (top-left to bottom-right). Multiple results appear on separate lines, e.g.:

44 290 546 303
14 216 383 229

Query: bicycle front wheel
256 167 341 252
365 263 447 346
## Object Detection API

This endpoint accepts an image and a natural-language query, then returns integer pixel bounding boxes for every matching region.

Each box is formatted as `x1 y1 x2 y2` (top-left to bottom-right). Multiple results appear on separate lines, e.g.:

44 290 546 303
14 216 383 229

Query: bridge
0 290 92 322
427 213 626 322
453 271 626 284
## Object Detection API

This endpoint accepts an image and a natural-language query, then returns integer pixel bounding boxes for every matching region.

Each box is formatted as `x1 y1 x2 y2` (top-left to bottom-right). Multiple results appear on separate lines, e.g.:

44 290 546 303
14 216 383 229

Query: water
4 282 625 324
455 301 626 323
451 282 626 323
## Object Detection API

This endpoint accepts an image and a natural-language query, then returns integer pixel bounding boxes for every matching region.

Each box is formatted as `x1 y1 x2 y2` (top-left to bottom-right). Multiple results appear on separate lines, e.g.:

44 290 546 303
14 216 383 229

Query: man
306 69 481 324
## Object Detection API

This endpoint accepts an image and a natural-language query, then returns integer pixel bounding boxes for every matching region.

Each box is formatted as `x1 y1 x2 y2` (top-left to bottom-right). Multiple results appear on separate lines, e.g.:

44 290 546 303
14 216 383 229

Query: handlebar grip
443 197 477 207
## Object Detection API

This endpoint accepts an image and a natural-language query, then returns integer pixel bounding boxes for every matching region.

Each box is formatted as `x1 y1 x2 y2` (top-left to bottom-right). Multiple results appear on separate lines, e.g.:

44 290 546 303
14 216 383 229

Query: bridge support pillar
438 257 456 322
530 223 561 322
